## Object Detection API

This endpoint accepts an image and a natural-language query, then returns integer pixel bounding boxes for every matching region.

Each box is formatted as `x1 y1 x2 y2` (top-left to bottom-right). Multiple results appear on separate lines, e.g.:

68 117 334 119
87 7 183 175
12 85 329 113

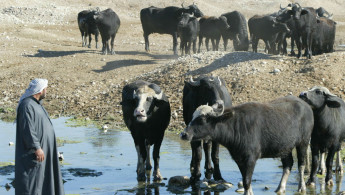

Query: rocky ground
0 0 345 132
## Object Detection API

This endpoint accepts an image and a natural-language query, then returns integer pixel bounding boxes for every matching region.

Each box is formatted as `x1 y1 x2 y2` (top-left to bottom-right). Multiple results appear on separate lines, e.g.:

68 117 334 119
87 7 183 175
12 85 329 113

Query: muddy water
0 118 344 194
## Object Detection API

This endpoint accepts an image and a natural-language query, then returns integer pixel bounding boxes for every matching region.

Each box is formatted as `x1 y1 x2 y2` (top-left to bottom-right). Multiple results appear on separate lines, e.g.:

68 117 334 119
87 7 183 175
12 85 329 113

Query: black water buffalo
299 86 345 186
77 9 99 48
140 4 203 55
181 95 314 194
198 16 231 52
177 13 200 55
121 80 171 181
221 11 249 51
276 3 318 59
312 17 336 55
248 15 290 54
94 8 121 55
183 75 232 182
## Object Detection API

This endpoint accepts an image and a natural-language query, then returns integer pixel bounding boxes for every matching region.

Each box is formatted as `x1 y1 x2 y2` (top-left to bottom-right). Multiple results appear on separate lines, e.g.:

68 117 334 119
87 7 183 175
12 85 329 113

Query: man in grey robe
15 78 64 195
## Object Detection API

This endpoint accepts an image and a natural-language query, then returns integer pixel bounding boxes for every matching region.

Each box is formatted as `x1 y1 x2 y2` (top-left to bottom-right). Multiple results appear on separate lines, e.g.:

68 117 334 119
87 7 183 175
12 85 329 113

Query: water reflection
0 118 344 194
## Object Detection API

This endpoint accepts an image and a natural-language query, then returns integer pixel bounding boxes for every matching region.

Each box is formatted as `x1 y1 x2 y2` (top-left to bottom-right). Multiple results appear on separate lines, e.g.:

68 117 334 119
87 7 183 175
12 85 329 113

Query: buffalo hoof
306 180 315 187
111 51 116 55
88 45 91 48
326 179 334 186
153 171 162 181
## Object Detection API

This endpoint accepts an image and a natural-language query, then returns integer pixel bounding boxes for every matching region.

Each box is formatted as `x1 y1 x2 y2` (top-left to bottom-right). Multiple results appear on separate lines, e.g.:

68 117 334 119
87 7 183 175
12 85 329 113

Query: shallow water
0 117 344 194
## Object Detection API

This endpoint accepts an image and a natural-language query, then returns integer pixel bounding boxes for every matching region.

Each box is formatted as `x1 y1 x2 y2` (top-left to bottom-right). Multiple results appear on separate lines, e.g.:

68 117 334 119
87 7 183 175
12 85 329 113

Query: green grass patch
65 117 95 127
56 137 81 147
0 162 14 167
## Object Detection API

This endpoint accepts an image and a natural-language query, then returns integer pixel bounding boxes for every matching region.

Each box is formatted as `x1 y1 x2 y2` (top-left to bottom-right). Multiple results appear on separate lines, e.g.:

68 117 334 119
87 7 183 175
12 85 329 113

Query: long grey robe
15 96 64 195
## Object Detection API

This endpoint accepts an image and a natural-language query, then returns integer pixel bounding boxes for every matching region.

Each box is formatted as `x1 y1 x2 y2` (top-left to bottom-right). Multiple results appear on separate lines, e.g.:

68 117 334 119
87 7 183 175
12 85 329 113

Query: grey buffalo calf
299 86 345 186
181 95 314 195
94 8 121 55
121 80 171 181
183 75 232 182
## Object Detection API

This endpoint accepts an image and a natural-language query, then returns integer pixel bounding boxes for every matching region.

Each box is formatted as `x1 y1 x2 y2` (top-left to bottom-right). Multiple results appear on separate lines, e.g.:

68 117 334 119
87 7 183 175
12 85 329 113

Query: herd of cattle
76 3 342 194
120 76 345 195
77 3 336 58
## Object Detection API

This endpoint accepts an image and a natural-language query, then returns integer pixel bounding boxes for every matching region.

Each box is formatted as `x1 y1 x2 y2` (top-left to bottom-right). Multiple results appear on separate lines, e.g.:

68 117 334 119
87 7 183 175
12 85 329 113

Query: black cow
183 75 232 182
177 13 200 55
198 16 231 52
77 9 99 48
94 8 121 55
140 4 203 55
121 80 171 181
312 17 336 55
248 15 290 54
181 95 314 194
276 3 318 59
221 11 249 51
299 86 345 186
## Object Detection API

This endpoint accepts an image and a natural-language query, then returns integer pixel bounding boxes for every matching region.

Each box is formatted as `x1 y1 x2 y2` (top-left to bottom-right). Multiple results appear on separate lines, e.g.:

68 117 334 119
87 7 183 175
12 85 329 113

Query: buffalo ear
326 96 341 108
301 9 309 15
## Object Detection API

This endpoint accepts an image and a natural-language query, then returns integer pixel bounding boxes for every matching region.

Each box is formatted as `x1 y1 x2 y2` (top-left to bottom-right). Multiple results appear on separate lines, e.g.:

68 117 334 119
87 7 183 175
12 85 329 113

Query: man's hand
35 148 44 162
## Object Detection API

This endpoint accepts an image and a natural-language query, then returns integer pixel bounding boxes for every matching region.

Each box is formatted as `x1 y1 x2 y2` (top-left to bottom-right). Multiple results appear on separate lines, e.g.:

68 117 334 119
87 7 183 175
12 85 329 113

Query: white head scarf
18 78 48 105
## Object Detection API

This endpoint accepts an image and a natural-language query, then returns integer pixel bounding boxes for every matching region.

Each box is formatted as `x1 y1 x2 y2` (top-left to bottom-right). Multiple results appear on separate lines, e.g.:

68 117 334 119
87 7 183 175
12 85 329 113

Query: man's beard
39 93 46 100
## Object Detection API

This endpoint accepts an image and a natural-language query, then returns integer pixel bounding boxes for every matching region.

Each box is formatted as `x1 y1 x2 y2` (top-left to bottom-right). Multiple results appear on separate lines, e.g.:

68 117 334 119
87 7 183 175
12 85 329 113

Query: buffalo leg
237 159 255 195
88 33 92 48
276 153 293 193
318 151 326 175
192 40 197 54
186 41 191 55
144 33 150 52
145 142 152 170
152 139 163 181
307 145 320 186
296 145 307 192
110 35 116 55
223 36 228 51
190 141 202 182
211 141 223 181
95 32 99 49
81 32 86 47
198 35 203 53
102 40 107 55
211 39 216 51
203 140 213 180
205 38 210 51
325 146 337 185
215 37 220 51
172 32 178 55
135 142 147 181
336 151 343 174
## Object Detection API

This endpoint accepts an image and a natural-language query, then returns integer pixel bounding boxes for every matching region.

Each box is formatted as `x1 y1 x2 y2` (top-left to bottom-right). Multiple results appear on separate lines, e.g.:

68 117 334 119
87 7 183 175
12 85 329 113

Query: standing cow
94 8 121 55
140 4 203 55
181 95 314 195
77 9 99 49
299 87 345 186
248 15 290 54
121 80 171 181
198 16 231 52
276 3 318 59
177 13 200 55
183 75 232 182
221 11 249 51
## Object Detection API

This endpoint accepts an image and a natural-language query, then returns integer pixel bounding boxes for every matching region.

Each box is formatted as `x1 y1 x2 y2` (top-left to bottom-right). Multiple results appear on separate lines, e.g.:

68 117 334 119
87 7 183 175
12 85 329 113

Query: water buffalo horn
217 76 222 86
189 76 200 86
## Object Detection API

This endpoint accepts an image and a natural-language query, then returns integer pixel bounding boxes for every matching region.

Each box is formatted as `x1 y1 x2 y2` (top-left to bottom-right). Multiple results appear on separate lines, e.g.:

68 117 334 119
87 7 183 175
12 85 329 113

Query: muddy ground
0 0 345 132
